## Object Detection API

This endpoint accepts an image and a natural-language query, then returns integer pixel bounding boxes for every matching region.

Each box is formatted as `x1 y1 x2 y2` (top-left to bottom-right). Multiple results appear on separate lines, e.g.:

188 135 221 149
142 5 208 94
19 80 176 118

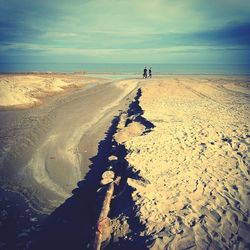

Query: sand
0 74 250 249
0 74 140 214
111 76 250 249
0 73 105 109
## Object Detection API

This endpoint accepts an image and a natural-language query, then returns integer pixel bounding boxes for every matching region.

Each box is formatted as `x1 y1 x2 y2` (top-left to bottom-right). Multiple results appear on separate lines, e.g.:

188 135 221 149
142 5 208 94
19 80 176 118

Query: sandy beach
0 73 140 248
0 74 249 249
111 76 250 249
0 73 139 211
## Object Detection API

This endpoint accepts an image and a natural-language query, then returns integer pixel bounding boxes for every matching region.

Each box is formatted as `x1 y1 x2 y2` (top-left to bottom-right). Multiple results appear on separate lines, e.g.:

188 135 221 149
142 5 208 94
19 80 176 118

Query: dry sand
0 73 104 109
112 76 250 249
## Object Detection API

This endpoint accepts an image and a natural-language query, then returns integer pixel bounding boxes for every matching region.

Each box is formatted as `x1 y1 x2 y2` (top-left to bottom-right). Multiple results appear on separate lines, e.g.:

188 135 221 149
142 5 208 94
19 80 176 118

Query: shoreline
1 62 250 75
1 71 250 76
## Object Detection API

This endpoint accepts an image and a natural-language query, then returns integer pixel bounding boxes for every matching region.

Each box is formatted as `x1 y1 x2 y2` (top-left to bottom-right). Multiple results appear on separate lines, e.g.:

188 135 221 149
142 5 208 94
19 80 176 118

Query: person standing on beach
143 67 147 78
149 67 152 78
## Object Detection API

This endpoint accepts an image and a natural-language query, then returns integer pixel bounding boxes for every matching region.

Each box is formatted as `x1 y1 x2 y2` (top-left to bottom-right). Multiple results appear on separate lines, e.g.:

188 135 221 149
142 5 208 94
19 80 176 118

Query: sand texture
1 75 250 249
0 74 140 213
111 76 250 249
0 73 103 109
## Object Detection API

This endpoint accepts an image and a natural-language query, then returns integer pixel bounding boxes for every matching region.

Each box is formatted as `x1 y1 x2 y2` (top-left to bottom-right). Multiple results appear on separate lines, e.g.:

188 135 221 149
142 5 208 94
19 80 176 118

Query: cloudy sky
0 0 250 64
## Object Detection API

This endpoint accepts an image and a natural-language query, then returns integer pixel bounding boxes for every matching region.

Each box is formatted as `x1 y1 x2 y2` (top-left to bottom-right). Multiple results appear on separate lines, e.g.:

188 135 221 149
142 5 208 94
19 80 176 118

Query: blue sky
0 0 250 64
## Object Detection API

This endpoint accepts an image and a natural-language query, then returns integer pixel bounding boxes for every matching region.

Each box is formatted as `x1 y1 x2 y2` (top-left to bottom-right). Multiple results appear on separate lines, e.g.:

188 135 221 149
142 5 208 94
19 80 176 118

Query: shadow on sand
106 88 155 249
30 88 155 250
29 114 121 250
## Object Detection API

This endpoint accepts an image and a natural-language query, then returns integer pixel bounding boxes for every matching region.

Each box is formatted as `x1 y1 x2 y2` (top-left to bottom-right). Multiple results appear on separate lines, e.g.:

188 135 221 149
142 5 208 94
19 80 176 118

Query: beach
0 74 249 249
0 73 139 210
0 73 139 248
112 76 250 249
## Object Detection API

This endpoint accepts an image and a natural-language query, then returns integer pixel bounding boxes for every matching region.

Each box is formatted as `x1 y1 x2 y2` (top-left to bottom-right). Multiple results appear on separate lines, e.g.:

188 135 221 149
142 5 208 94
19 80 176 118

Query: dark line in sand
105 88 155 249
29 87 155 250
27 88 138 249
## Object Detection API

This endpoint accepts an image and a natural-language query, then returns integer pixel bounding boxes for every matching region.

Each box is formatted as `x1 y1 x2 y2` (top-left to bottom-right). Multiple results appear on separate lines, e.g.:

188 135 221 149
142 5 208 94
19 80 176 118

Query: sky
0 0 250 64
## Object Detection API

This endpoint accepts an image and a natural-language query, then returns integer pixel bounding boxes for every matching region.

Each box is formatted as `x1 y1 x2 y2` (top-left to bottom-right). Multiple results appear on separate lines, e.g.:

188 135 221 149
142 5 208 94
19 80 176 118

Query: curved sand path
0 78 139 213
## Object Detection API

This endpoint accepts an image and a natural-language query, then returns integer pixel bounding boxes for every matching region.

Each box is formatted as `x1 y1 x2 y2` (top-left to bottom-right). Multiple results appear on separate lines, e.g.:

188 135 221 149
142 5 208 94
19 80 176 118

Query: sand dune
0 74 103 109
112 76 250 249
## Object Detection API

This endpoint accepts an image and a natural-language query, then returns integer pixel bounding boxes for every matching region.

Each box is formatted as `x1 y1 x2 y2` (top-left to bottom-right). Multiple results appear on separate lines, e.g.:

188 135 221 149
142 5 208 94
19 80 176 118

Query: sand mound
114 121 145 144
0 74 101 109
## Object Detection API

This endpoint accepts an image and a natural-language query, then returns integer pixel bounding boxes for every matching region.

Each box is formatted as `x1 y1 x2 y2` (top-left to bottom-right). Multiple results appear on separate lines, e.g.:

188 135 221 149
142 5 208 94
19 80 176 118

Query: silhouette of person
149 67 152 78
143 67 147 78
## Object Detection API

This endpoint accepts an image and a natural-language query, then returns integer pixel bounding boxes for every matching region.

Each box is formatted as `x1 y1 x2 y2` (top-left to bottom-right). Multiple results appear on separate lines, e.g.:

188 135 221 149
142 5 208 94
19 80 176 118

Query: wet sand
0 75 139 213
0 74 141 249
